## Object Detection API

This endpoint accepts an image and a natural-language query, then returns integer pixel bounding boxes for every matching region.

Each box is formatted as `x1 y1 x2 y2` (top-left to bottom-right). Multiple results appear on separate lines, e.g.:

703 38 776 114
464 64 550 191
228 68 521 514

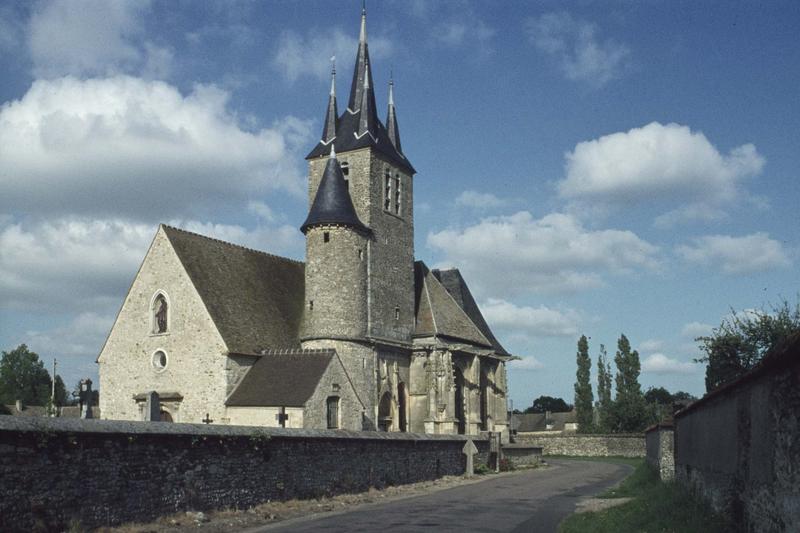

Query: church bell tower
301 7 416 427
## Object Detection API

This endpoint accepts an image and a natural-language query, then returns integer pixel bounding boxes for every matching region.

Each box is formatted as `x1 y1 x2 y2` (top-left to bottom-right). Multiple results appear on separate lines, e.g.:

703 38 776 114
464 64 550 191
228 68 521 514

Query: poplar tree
574 335 594 432
596 344 612 431
611 334 647 432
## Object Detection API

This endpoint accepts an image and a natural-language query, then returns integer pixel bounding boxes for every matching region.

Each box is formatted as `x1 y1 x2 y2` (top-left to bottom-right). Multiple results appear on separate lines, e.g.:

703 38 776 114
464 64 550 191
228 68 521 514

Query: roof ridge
161 224 303 265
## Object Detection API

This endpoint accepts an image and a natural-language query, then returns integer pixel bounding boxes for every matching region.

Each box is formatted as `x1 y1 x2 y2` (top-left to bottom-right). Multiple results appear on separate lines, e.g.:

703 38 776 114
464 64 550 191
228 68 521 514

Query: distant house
511 410 578 434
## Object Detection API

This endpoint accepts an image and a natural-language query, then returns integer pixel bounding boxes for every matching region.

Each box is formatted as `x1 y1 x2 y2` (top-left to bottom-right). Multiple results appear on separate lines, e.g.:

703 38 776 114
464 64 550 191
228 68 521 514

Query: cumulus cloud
0 76 311 219
508 356 545 370
641 353 697 375
481 298 580 338
273 28 393 83
27 0 172 79
525 12 630 87
0 217 303 312
639 339 665 352
455 190 506 210
434 18 494 48
427 211 659 296
559 122 764 224
676 233 791 275
681 321 713 339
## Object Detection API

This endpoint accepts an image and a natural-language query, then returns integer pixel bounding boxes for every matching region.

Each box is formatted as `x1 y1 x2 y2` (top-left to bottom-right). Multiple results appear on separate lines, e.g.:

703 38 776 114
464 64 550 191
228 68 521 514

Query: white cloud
481 298 580 338
639 339 665 353
455 190 506 210
427 211 659 296
508 356 545 370
559 122 764 223
676 233 791 275
525 12 630 87
681 321 713 339
0 76 311 219
27 0 172 79
434 18 494 48
0 216 303 312
641 353 696 375
273 28 393 83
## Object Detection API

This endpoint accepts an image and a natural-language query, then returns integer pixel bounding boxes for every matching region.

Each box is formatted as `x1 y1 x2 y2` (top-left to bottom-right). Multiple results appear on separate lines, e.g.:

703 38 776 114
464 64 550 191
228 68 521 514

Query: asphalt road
250 459 633 533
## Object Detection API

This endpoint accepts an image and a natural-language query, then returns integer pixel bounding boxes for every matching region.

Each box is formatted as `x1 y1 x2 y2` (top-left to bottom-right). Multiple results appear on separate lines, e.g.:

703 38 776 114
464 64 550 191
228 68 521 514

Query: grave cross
276 407 289 428
462 439 478 478
202 413 214 424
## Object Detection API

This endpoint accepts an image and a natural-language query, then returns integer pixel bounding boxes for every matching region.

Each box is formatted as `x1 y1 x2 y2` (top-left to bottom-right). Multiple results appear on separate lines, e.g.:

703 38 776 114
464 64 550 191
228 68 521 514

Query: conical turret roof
385 77 402 154
300 147 370 235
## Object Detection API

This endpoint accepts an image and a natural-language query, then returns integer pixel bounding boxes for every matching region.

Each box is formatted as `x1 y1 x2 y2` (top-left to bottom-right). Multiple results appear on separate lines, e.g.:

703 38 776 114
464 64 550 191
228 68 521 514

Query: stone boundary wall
645 423 674 480
513 433 645 457
674 333 800 532
0 417 489 531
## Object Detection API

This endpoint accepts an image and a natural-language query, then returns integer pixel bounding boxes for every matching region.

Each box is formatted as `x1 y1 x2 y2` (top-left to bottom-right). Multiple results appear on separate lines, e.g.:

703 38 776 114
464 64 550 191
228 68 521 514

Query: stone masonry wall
645 425 674 480
514 433 645 457
0 417 489 532
674 340 800 532
98 227 230 424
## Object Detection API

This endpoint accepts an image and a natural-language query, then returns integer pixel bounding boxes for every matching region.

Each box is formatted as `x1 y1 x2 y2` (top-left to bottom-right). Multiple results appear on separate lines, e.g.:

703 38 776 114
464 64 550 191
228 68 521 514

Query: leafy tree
596 344 613 431
696 300 800 391
0 345 53 406
610 334 648 432
525 395 571 414
671 391 697 403
574 335 594 432
644 386 672 405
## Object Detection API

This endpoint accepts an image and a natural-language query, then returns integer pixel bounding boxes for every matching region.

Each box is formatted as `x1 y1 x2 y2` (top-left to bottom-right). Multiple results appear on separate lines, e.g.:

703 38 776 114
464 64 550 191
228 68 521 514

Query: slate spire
320 59 337 145
347 5 377 118
385 76 402 153
356 61 376 140
301 145 370 235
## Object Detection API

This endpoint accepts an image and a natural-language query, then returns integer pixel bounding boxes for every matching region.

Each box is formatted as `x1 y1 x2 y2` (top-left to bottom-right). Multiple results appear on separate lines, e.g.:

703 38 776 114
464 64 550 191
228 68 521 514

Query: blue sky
1 0 798 409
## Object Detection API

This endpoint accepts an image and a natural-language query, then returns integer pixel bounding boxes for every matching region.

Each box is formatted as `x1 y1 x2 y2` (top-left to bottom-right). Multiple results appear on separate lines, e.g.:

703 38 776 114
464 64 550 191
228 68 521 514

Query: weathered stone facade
0 417 489 531
98 228 230 424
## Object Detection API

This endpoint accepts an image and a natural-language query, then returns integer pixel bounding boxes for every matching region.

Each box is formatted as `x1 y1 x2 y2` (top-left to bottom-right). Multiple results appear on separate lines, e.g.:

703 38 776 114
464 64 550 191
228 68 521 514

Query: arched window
152 293 169 334
326 396 340 429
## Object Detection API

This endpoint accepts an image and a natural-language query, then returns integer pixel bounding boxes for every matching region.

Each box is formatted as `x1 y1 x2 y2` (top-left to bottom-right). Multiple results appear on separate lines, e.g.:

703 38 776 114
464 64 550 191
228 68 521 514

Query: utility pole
50 358 57 417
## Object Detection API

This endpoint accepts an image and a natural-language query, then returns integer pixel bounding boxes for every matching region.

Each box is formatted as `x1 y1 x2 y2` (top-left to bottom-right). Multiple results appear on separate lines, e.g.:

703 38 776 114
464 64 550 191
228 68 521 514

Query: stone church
98 9 514 438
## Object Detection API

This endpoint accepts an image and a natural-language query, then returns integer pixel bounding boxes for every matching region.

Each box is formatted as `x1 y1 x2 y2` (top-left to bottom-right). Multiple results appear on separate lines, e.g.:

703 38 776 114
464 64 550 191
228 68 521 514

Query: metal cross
202 413 214 424
275 407 289 428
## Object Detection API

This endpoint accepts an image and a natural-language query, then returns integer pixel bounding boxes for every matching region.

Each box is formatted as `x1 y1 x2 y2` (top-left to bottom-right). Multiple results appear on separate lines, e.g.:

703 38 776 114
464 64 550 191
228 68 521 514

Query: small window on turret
309 300 314 311
341 161 349 176
358 249 363 260
395 307 400 320
324 231 330 243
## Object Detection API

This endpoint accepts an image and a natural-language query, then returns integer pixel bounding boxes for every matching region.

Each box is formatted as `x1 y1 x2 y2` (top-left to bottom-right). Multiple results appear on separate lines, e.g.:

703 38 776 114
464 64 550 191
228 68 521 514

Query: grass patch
559 463 731 533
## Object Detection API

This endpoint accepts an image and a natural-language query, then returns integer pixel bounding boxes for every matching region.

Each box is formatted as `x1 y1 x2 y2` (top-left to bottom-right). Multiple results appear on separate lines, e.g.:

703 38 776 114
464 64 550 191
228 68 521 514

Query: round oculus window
152 350 168 372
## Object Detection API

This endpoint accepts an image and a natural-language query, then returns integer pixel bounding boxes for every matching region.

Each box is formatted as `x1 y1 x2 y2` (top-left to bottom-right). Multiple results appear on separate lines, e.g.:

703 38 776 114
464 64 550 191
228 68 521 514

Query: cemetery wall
674 333 800 532
0 417 489 531
513 433 645 457
644 422 674 480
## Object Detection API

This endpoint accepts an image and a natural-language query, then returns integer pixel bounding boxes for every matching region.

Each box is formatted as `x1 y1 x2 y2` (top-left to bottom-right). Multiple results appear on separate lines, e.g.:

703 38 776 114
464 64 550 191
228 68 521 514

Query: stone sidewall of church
0 417 489 531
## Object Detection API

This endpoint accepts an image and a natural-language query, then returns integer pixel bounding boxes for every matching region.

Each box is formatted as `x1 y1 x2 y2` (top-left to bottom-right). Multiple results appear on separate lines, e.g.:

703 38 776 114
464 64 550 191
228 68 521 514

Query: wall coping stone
0 416 488 442
516 432 644 438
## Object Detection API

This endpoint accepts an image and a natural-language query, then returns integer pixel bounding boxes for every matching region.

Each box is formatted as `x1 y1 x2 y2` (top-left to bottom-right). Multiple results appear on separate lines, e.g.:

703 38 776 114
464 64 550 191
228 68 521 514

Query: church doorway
397 382 407 432
378 391 393 432
160 410 173 422
454 367 466 435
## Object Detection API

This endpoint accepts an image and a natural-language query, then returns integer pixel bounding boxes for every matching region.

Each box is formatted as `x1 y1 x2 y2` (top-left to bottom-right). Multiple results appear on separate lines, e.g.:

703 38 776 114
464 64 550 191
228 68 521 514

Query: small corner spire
386 74 402 153
321 55 338 145
330 143 336 159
